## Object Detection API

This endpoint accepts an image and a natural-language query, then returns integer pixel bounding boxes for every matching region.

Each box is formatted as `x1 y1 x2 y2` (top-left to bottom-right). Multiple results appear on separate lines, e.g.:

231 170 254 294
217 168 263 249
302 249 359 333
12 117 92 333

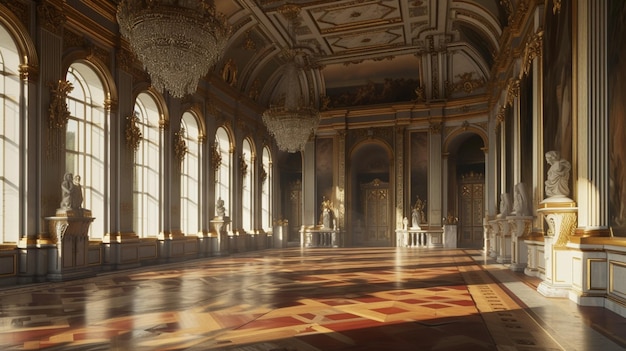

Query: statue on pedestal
216 197 226 217
320 196 333 228
512 182 530 216
411 196 426 228
544 150 571 199
59 172 84 215
496 193 511 218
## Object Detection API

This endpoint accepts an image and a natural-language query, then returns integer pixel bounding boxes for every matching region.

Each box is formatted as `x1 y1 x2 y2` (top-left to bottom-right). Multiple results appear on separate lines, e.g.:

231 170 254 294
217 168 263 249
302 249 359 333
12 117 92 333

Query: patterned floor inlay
0 248 623 350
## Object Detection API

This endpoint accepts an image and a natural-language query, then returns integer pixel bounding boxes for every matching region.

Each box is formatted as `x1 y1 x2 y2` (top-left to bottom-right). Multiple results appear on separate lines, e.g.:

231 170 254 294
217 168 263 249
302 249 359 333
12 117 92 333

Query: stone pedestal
496 218 511 263
300 225 341 248
536 198 577 298
488 220 499 258
44 209 95 281
524 235 545 277
273 222 289 248
507 216 533 271
210 216 230 255
443 225 457 248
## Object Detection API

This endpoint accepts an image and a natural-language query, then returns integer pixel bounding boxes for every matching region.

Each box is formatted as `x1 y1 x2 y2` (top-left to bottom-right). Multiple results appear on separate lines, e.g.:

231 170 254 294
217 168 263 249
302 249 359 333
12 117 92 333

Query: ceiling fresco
108 0 518 108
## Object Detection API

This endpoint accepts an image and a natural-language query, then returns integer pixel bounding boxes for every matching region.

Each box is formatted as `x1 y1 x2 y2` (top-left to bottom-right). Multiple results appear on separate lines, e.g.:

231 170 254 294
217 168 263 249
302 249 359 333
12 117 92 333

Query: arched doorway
446 133 486 248
348 141 393 247
277 151 302 243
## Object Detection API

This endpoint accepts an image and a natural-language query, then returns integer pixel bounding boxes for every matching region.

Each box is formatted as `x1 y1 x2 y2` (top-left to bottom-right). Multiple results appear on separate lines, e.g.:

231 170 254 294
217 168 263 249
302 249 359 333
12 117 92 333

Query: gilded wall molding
125 112 142 152
429 121 442 135
506 78 520 106
173 129 188 163
520 29 543 78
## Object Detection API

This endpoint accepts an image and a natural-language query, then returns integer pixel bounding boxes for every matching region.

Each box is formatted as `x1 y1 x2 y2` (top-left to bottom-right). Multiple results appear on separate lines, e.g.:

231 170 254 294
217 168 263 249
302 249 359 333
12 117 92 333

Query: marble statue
216 197 226 217
512 182 530 216
544 150 571 198
497 193 512 218
60 172 74 209
320 197 332 228
412 196 426 227
71 174 83 209
411 208 420 228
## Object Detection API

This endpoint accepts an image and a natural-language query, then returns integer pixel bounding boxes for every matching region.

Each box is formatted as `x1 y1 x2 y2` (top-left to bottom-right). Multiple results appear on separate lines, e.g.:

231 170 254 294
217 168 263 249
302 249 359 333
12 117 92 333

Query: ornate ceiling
215 0 519 109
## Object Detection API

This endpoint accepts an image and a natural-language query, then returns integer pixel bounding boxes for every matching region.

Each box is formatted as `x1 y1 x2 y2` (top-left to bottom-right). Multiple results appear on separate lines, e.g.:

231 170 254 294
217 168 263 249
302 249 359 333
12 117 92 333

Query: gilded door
287 180 302 242
360 179 390 246
459 173 484 248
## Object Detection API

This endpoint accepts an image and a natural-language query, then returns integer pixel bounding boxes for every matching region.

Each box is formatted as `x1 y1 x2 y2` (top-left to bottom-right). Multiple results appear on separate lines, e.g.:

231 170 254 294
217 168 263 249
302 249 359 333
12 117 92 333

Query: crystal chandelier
116 0 231 98
262 5 320 153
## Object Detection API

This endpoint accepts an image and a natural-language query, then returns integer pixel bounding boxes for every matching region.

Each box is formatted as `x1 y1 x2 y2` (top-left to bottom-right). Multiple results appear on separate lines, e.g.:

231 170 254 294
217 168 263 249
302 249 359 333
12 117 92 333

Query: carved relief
37 1 66 34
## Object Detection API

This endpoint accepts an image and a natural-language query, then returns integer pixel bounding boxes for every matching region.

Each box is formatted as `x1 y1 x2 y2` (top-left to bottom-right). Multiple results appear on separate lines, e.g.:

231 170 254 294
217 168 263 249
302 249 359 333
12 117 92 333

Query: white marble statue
544 150 571 198
512 182 530 216
216 197 226 217
497 192 512 218
60 172 74 209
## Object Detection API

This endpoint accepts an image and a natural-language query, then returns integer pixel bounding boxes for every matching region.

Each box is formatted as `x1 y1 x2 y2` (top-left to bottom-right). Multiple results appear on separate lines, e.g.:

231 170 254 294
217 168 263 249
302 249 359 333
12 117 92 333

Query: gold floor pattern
0 248 624 350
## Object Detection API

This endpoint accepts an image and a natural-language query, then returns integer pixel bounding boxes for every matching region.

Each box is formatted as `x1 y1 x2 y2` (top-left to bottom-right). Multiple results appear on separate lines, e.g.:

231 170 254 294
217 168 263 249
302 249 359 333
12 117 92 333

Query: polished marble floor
0 248 625 350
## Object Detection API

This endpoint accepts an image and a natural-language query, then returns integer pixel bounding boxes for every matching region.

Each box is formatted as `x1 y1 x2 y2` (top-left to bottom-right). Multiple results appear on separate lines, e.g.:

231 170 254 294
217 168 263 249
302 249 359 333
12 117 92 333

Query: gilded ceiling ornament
125 112 142 152
450 72 486 95
242 30 257 51
173 128 188 163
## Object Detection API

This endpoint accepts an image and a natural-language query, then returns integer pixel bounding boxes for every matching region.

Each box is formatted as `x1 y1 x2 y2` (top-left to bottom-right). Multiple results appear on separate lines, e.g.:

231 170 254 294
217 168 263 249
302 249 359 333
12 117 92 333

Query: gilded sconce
174 128 188 163
48 80 73 129
211 143 222 170
125 112 142 152
240 153 248 178
47 79 74 157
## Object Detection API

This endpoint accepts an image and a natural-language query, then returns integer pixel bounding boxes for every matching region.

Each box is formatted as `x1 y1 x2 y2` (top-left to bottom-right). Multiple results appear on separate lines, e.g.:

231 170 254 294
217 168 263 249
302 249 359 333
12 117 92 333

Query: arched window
261 146 272 232
134 92 162 237
0 24 21 243
242 139 253 231
215 127 231 216
65 62 107 239
181 112 200 235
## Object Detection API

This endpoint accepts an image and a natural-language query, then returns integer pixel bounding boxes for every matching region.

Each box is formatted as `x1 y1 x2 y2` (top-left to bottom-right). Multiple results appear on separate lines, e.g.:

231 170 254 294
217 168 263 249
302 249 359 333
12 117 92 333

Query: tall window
242 139 253 231
0 24 20 243
181 112 200 235
65 62 106 239
261 146 272 231
133 93 161 237
215 127 231 216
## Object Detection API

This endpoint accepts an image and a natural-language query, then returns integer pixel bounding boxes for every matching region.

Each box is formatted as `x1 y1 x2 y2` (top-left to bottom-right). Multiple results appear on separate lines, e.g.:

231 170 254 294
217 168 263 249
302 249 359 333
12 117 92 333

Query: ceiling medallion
116 0 231 98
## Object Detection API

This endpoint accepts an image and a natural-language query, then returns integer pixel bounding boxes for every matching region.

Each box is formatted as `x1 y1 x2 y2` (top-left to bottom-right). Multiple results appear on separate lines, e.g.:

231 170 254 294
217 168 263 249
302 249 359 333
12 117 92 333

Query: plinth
536 197 577 298
210 216 230 255
44 208 95 281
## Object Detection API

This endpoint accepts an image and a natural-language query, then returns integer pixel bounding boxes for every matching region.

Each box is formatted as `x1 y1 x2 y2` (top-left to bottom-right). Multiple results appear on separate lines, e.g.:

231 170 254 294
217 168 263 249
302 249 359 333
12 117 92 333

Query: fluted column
428 122 442 226
575 0 609 233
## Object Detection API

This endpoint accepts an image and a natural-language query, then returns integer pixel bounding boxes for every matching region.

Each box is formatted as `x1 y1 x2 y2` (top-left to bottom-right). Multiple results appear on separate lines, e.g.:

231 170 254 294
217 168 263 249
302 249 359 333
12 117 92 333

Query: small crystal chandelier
262 5 320 153
116 0 231 98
